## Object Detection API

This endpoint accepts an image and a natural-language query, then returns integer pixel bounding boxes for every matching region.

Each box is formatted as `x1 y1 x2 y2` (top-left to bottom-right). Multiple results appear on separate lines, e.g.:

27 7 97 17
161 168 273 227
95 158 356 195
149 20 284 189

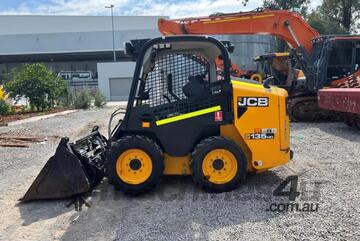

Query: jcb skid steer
22 36 293 201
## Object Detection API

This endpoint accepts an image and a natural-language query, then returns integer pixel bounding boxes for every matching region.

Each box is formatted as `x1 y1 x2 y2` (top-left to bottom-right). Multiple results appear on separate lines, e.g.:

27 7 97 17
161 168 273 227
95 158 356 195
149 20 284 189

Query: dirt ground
0 107 359 241
0 107 71 124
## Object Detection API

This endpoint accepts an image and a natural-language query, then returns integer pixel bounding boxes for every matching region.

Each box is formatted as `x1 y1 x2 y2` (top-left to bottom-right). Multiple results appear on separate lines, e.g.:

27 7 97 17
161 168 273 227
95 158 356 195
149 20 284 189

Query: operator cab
136 40 225 107
252 53 304 91
311 37 360 89
326 40 360 81
117 36 233 156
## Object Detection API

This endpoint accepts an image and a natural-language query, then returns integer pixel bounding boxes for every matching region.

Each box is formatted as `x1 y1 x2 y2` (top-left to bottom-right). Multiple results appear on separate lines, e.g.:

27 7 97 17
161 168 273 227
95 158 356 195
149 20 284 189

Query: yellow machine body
163 80 291 175
22 36 293 198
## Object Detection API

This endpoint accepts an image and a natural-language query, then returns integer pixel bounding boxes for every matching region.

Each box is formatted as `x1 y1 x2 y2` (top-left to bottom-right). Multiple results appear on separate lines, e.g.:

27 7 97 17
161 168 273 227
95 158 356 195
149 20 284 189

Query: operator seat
182 75 209 98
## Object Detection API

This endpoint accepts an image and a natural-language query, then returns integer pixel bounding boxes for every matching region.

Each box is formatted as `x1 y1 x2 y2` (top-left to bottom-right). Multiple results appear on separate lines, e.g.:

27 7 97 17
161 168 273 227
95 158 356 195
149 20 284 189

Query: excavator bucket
21 127 107 202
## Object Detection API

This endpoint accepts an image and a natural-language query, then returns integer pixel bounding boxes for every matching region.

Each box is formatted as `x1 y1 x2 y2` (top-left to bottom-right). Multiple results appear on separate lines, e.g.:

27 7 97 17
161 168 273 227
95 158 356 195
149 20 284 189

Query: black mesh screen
142 54 209 106
139 52 224 120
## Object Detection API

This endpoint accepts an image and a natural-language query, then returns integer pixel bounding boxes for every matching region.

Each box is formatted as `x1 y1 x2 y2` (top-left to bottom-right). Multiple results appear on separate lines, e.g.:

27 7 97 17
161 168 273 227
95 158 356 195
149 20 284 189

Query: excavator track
344 114 360 129
288 96 336 122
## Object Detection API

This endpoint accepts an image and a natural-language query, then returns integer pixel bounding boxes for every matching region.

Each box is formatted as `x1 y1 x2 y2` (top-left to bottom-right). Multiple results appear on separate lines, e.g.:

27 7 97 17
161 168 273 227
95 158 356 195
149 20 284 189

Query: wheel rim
202 149 238 184
250 74 263 83
116 149 153 185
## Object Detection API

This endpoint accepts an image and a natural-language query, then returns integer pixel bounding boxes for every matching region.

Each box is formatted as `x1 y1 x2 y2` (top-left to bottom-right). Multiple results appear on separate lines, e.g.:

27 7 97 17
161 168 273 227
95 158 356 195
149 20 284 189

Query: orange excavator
158 9 360 124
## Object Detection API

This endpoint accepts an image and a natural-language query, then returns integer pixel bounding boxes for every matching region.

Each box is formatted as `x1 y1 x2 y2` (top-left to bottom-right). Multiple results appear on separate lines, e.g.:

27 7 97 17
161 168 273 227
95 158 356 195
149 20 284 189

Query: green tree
4 63 67 111
241 0 309 13
262 0 310 14
320 0 360 33
307 9 348 34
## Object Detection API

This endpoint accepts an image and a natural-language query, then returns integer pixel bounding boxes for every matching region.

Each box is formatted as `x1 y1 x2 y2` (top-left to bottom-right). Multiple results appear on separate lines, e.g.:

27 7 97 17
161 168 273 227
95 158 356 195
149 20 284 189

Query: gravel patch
0 113 359 241
0 107 119 241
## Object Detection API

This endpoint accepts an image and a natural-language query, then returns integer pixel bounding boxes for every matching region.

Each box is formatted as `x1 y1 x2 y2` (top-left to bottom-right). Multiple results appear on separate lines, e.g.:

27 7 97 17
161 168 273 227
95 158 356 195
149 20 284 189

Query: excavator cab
252 53 290 85
316 37 360 89
296 37 360 90
252 53 305 90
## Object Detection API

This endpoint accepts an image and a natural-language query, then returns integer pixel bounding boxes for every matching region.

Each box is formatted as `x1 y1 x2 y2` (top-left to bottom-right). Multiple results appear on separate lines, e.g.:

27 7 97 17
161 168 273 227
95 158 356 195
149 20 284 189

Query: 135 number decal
245 133 275 140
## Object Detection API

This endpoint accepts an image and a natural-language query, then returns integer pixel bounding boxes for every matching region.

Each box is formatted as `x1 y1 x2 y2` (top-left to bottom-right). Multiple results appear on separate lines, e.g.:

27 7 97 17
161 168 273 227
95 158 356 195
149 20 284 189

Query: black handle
263 76 274 89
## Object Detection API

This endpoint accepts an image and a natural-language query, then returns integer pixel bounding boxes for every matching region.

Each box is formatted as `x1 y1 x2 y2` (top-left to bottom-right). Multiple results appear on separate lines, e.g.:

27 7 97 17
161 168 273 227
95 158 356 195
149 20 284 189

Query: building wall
0 29 161 55
0 15 165 56
1 61 99 73
0 15 164 35
0 15 164 85
97 62 136 100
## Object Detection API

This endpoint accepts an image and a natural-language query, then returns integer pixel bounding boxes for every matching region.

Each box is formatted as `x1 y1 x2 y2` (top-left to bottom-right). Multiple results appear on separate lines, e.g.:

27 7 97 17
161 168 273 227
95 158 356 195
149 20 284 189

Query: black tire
190 136 247 193
105 135 164 195
290 102 304 122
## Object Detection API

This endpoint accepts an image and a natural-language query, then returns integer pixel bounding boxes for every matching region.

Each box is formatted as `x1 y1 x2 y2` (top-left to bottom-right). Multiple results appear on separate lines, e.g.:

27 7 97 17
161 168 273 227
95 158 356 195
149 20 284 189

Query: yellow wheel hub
250 74 263 83
202 149 238 184
116 149 153 185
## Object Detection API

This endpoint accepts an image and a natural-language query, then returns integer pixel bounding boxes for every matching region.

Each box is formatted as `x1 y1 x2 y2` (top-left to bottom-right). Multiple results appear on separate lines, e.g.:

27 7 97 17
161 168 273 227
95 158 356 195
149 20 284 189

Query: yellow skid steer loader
22 36 292 201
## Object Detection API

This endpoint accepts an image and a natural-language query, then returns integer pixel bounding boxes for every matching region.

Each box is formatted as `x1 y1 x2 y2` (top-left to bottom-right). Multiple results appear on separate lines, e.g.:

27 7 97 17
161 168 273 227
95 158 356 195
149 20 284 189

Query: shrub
94 90 107 108
0 99 11 115
4 63 68 111
73 88 92 109
58 88 74 108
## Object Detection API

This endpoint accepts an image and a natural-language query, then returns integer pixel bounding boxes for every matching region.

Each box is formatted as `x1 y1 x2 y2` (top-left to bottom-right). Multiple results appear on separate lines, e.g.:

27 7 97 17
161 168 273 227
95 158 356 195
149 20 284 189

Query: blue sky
0 0 321 17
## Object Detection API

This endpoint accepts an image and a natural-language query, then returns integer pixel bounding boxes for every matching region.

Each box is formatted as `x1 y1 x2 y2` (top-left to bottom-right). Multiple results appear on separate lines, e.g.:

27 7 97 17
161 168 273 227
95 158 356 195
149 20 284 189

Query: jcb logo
238 97 269 107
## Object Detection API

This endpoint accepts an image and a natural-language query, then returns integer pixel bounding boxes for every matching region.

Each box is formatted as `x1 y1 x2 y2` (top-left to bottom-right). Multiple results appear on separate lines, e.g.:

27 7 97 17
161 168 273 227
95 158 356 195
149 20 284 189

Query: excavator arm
158 9 320 57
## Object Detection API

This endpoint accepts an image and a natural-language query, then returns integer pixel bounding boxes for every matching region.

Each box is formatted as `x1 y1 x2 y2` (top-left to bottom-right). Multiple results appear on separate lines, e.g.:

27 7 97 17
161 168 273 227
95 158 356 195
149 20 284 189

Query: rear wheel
105 135 164 194
190 136 247 192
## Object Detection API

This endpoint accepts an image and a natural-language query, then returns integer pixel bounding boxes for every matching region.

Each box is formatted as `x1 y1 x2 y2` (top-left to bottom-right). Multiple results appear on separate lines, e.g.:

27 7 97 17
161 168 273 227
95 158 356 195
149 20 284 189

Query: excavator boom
158 9 319 56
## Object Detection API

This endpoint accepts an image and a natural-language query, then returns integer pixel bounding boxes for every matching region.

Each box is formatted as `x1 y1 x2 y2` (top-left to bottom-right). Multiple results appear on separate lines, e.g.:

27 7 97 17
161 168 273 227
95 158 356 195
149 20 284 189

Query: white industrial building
0 15 164 100
0 15 276 101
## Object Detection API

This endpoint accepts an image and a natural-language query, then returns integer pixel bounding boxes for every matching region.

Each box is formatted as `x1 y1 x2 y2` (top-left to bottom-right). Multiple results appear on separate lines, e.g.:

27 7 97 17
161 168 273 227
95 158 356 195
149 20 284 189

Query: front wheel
105 135 164 194
190 136 247 192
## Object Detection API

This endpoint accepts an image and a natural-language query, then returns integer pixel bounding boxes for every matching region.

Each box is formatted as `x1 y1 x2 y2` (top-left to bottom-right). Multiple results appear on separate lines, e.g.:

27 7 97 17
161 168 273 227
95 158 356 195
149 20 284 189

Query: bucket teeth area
21 130 107 202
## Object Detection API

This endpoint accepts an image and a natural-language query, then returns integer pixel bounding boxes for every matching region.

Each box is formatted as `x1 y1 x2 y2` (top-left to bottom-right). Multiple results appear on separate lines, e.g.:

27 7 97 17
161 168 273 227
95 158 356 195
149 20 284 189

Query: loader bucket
21 128 107 202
